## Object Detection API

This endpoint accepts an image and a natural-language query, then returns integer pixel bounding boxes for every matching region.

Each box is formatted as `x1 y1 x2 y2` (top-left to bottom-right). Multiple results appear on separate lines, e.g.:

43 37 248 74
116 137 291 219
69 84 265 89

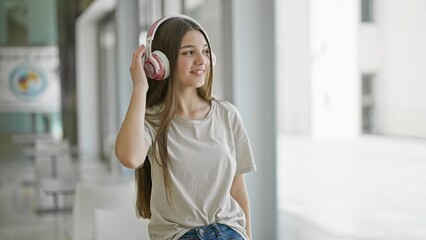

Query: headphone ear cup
211 52 216 66
143 50 170 80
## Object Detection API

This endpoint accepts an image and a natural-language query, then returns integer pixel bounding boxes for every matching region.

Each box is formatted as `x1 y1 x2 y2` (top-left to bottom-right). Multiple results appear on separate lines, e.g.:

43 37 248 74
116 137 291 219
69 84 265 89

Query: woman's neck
175 90 210 120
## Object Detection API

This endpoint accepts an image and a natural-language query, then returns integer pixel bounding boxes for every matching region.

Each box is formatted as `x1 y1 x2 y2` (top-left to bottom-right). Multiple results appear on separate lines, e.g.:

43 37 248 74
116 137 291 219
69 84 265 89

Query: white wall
374 0 426 138
279 0 426 140
278 0 360 140
276 0 311 135
76 0 117 158
310 0 360 140
359 25 380 73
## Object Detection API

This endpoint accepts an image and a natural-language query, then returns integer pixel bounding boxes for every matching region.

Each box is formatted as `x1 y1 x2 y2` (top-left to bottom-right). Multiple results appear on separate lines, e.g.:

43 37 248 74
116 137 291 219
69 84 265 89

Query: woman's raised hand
129 44 149 91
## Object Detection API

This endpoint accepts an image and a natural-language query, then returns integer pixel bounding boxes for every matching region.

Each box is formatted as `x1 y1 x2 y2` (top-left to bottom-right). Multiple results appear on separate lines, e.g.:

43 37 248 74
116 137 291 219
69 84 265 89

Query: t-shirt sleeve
120 115 153 150
233 107 257 175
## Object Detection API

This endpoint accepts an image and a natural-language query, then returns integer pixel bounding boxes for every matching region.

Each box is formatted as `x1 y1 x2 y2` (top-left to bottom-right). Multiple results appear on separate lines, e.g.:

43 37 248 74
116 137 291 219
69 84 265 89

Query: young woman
115 14 256 240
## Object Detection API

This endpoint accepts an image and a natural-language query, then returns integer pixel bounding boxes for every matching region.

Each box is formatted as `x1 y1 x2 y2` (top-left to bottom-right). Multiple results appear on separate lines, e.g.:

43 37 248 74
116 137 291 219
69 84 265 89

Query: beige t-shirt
144 99 256 240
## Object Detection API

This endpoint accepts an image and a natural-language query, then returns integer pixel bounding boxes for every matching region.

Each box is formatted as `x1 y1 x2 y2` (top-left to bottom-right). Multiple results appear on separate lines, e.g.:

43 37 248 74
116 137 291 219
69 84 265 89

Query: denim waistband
179 223 243 240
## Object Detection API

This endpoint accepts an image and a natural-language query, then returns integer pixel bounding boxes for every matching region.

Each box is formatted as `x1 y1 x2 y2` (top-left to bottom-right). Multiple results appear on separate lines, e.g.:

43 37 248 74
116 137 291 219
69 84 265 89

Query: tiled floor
0 156 113 240
1 134 426 240
278 134 426 240
0 159 67 240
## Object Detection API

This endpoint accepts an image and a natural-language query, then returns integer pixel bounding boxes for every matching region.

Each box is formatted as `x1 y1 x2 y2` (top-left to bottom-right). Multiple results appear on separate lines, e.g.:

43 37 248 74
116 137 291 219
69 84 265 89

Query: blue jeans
179 223 244 240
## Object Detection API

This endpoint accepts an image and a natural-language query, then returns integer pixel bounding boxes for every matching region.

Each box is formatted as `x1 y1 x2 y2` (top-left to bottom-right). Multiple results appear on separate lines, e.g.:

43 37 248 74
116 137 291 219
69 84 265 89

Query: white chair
23 139 78 214
94 208 150 240
72 179 136 240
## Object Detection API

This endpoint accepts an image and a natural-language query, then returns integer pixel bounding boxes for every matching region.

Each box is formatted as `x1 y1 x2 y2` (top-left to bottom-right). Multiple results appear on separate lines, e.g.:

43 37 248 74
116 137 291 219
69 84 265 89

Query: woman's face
175 30 211 89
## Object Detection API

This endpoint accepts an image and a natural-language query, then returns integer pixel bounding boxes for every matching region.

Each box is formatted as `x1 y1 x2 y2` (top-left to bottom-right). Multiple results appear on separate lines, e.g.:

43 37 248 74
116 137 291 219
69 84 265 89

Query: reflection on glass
4 0 28 45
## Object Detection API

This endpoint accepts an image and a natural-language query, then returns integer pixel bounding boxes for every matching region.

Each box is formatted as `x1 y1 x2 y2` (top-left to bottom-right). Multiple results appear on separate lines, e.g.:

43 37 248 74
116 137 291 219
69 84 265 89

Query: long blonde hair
135 17 214 219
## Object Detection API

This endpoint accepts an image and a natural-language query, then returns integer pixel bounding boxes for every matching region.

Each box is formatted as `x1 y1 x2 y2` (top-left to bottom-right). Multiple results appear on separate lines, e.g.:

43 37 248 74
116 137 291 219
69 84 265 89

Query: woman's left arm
230 175 252 239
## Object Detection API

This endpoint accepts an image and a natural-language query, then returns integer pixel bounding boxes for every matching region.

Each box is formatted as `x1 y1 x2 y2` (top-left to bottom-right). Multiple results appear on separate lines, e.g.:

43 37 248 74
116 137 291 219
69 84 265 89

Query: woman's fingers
131 44 146 70
129 44 149 89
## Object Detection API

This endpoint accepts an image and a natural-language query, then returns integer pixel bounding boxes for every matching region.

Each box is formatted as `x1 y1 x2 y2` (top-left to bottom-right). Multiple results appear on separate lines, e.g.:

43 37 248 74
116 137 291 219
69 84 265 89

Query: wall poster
0 46 61 112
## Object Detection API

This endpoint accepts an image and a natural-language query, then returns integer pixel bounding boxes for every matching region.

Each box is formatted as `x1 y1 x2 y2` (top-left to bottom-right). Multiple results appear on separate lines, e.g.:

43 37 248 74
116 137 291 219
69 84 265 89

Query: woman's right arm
115 45 150 169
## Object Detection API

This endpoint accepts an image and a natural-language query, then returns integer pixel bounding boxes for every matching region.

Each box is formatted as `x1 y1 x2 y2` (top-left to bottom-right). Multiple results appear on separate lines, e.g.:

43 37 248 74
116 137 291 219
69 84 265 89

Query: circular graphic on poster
9 64 48 101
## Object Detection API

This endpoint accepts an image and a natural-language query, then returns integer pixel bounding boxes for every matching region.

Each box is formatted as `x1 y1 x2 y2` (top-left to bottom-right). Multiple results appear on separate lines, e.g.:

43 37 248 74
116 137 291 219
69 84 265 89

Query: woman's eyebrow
180 45 194 49
180 44 208 49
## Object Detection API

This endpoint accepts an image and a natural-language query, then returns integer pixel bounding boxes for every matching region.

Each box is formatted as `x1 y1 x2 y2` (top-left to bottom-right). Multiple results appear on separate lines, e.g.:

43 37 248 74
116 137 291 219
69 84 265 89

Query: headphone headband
146 14 209 43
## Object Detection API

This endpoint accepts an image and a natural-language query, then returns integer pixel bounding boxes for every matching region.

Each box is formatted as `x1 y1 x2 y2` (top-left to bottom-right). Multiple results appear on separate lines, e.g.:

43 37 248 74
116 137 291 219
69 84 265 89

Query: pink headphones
143 14 216 80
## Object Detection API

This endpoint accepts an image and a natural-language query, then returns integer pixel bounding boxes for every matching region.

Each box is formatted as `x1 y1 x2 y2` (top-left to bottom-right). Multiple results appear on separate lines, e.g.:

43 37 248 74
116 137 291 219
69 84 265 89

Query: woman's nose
195 52 207 65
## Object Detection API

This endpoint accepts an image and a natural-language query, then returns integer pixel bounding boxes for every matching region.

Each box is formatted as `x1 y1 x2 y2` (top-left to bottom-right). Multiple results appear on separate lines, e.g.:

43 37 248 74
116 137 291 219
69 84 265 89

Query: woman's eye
181 50 209 55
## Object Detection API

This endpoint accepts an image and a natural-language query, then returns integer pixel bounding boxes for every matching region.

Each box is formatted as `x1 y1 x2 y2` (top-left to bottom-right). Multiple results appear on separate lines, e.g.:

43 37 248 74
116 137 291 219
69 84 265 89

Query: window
362 73 374 95
2 0 29 45
361 0 374 23
361 73 375 133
